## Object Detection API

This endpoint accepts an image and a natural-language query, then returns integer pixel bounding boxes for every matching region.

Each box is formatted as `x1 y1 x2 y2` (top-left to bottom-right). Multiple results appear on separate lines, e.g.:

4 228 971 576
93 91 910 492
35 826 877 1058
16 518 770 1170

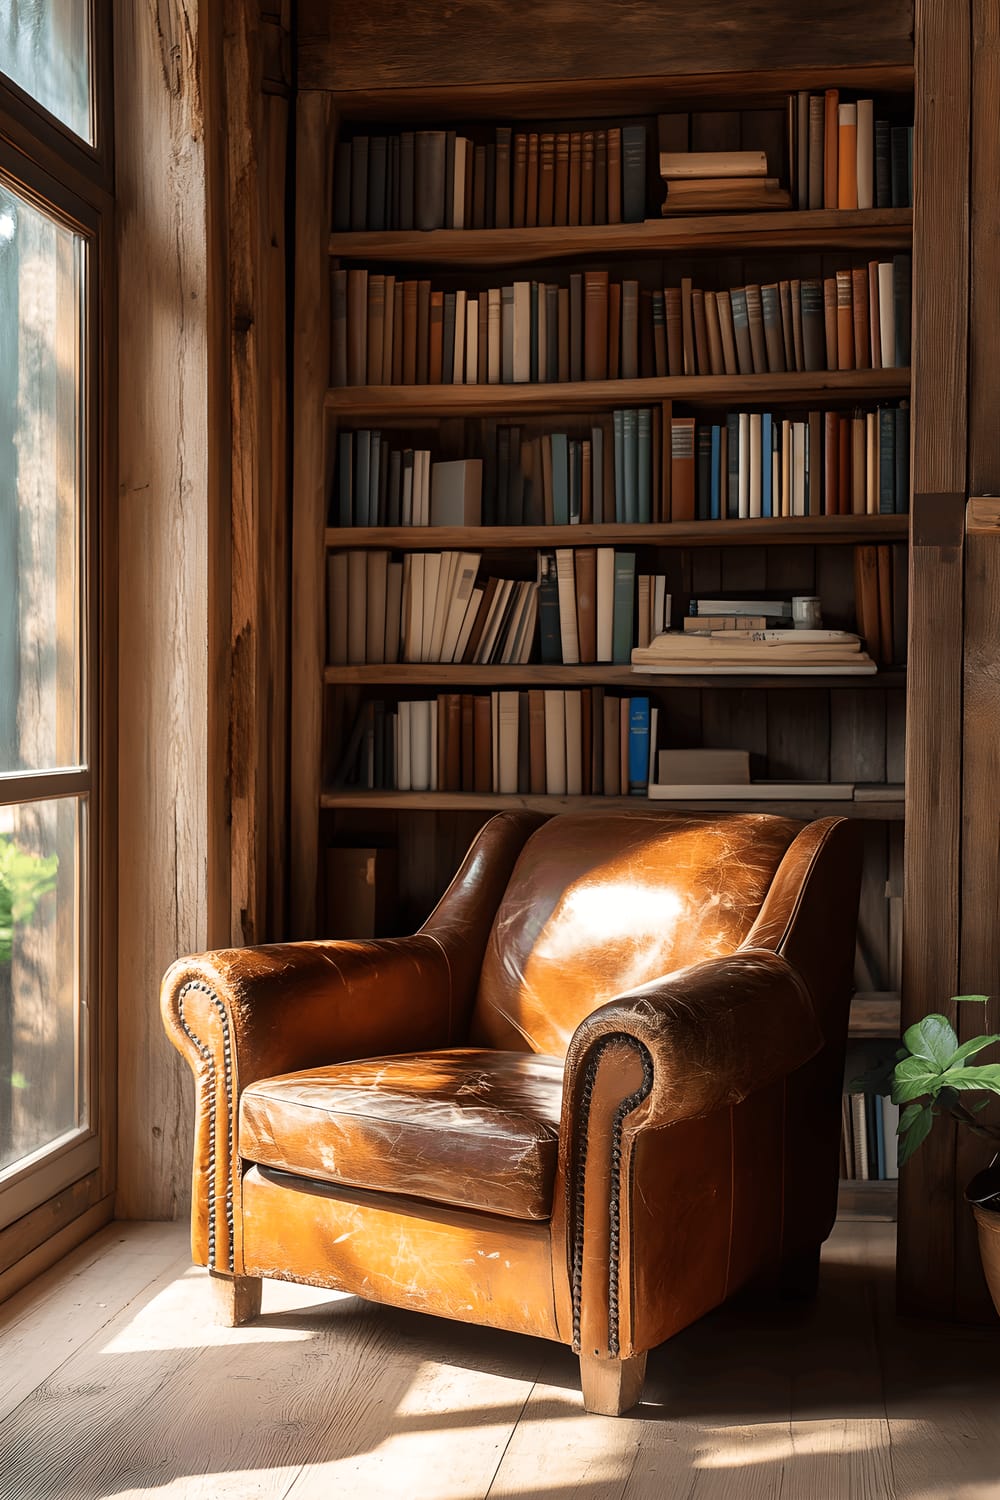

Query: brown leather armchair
162 810 861 1414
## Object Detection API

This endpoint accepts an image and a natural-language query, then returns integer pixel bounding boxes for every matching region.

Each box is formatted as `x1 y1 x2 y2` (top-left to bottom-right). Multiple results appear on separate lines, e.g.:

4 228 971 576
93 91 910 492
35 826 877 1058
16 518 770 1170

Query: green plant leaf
897 1103 935 1164
898 1101 927 1133
892 1054 944 1104
902 1014 960 1069
937 1064 1000 1095
944 1034 1000 1068
955 995 990 1006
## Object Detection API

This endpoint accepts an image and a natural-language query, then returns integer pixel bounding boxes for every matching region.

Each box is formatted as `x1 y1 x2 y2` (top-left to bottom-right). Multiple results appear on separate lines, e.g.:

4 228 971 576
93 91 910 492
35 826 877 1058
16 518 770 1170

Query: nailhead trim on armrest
175 980 235 1273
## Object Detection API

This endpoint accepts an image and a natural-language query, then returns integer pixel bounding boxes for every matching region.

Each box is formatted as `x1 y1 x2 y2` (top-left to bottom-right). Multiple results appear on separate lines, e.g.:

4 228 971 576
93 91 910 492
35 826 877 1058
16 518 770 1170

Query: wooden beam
898 0 970 1317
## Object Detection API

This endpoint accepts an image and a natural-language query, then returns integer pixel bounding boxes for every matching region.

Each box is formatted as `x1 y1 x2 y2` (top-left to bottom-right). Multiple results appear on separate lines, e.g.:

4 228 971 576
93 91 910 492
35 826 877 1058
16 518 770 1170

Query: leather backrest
469 811 803 1057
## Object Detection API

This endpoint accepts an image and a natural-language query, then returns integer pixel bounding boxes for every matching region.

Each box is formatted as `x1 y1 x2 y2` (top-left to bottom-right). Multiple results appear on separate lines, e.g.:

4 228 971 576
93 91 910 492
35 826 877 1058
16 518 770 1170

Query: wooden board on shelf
849 991 902 1037
323 663 907 690
327 369 911 421
838 1179 898 1222
320 789 903 820
329 210 913 267
324 516 910 550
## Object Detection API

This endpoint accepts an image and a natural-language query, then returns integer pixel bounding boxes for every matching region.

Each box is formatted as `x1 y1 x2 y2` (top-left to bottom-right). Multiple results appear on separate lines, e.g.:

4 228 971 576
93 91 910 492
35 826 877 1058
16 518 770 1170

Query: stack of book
631 602 877 675
659 149 792 215
333 123 647 233
673 404 910 522
334 689 655 796
332 260 911 387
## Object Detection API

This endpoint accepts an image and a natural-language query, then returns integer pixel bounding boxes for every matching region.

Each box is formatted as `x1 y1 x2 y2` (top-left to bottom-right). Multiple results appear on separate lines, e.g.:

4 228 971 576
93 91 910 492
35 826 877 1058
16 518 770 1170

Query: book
659 149 767 179
429 459 483 526
628 697 650 794
657 748 750 784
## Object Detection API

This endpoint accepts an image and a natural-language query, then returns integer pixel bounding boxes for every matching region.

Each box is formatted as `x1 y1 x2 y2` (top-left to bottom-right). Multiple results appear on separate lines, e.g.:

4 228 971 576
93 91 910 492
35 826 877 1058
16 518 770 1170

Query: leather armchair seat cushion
239 1048 565 1221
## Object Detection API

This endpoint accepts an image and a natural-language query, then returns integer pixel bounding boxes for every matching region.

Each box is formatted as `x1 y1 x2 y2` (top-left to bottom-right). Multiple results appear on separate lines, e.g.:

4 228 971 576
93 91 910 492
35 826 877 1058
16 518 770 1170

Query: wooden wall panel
299 0 914 95
115 0 225 1217
898 0 970 1316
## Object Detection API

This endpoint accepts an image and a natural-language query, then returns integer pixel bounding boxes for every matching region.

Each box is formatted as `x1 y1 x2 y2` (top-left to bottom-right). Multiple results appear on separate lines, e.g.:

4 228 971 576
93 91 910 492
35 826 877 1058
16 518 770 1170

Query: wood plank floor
0 1219 998 1499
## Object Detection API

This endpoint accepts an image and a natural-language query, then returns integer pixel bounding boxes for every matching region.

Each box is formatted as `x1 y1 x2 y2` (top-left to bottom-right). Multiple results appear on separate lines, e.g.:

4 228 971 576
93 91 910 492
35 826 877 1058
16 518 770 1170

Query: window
0 3 111 1253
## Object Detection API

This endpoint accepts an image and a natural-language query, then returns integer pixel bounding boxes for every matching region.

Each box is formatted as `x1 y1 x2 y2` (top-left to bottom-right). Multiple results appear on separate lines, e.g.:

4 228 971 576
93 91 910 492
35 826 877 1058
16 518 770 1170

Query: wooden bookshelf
325 515 910 550
329 208 913 266
327 369 911 421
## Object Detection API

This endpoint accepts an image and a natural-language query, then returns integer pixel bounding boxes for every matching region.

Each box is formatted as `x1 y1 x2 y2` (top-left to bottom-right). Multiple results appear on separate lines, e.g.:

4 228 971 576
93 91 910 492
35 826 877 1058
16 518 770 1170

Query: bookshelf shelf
837 1178 898 1221
320 789 904 820
325 515 910 551
326 369 911 421
329 209 913 268
323 663 907 690
849 991 902 1037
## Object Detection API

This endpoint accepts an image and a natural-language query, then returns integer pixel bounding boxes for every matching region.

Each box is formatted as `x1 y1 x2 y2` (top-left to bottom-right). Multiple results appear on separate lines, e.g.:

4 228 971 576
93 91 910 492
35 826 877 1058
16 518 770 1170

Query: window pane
0 796 86 1175
0 1 92 143
0 181 83 775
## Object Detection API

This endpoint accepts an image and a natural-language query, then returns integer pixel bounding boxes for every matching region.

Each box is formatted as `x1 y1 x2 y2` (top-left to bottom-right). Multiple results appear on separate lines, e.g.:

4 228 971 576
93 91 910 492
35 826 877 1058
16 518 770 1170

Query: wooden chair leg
579 1351 647 1415
209 1271 263 1327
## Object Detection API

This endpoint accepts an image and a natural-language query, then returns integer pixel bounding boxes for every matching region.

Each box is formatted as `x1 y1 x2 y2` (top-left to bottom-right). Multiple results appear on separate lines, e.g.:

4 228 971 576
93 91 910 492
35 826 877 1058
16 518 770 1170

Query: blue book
623 409 639 524
613 410 625 522
551 433 570 525
637 409 652 523
337 431 353 526
878 409 896 514
894 405 910 513
709 425 722 521
537 552 561 663
612 550 636 665
628 697 650 795
761 413 773 518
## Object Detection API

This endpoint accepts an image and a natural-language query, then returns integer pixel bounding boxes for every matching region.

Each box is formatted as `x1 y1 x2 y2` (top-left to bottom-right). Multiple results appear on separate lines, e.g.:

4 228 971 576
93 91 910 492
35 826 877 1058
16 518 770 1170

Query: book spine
628 697 650 795
874 119 892 208
612 551 636 664
621 124 647 223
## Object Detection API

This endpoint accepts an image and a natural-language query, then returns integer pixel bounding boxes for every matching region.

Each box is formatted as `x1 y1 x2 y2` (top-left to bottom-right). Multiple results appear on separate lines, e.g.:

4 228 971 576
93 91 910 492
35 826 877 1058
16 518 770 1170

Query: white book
544 690 567 794
878 261 895 369
792 421 806 516
453 585 484 663
554 548 580 664
748 412 762 519
512 281 531 383
427 550 458 662
693 598 793 617
881 1097 900 1179
738 412 750 519
327 552 349 666
397 701 412 791
453 137 469 230
596 547 615 662
453 288 466 384
500 582 533 665
653 574 668 637
384 560 403 663
564 690 583 795
497 691 520 794
439 552 481 663
475 577 515 664
466 296 479 384
856 99 874 210
429 698 437 791
488 288 502 384
409 701 432 792
406 552 426 662
430 459 483 526
365 549 389 664
512 588 538 664
420 551 442 662
400 554 412 660
635 662 878 676
347 550 367 664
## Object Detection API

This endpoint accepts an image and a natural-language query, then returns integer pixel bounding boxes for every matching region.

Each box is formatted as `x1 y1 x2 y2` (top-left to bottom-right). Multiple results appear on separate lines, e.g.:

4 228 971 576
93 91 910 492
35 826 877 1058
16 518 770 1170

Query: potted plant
864 994 1000 1314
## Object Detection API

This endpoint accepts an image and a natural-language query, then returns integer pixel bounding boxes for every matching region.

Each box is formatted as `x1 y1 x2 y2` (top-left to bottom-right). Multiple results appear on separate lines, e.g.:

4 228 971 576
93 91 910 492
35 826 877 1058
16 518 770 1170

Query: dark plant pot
971 1202 1000 1319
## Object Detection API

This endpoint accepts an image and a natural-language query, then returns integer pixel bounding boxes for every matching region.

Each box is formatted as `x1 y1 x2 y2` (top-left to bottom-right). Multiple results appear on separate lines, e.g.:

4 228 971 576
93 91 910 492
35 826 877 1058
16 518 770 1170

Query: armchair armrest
161 935 455 1273
556 949 821 1361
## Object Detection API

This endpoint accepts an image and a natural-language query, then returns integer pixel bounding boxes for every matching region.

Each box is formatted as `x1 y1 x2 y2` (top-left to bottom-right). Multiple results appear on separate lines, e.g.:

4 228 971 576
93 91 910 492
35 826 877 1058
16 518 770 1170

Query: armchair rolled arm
556 949 821 1361
161 934 454 1272
564 947 822 1132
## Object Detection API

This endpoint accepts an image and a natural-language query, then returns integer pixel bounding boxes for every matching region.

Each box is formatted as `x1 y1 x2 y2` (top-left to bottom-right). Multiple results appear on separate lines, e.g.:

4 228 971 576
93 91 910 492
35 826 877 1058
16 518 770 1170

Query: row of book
331 260 911 387
841 1093 900 1181
677 405 910 522
333 126 646 234
854 544 906 669
334 690 656 797
326 548 665 667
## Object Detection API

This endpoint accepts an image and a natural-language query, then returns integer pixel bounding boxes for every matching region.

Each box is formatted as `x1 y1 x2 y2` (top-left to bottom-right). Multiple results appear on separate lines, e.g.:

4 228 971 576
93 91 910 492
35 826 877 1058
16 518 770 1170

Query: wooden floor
1 1220 998 1499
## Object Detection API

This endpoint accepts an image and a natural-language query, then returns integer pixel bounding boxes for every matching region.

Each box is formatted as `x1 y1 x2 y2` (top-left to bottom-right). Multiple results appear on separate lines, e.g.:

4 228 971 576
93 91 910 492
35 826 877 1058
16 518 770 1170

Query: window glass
0 1 92 144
